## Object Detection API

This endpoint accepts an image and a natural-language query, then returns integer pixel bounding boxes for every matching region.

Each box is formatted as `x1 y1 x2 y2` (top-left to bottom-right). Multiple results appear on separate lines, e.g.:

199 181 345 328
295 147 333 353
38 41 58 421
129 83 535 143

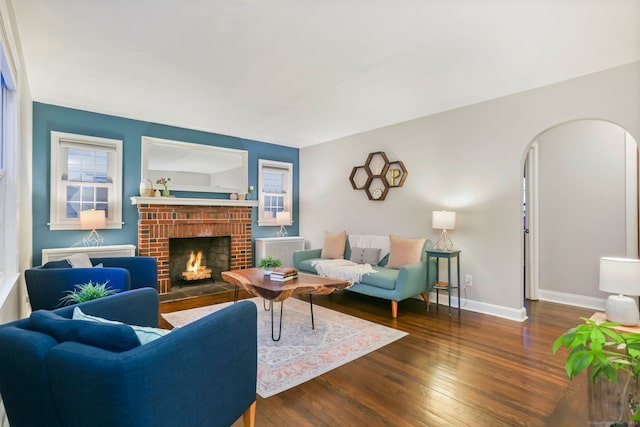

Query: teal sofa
293 237 437 317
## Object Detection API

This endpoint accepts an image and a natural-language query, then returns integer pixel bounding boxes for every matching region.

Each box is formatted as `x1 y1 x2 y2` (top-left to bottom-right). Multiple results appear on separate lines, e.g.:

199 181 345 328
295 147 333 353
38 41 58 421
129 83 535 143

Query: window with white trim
49 132 123 230
258 159 293 226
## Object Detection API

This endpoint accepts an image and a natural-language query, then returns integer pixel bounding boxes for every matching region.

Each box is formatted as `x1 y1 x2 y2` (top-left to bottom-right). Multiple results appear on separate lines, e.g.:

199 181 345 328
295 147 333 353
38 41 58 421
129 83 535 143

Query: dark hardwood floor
160 291 591 426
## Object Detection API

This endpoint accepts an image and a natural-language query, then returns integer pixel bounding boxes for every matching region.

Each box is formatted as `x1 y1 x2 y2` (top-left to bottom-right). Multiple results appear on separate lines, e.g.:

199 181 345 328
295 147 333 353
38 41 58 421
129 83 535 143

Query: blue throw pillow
30 310 141 352
73 307 171 345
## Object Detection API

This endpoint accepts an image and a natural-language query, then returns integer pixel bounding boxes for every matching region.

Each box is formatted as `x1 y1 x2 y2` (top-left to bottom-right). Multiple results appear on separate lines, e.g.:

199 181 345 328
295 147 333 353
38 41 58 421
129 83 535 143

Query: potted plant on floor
59 280 117 306
553 318 640 426
257 257 282 276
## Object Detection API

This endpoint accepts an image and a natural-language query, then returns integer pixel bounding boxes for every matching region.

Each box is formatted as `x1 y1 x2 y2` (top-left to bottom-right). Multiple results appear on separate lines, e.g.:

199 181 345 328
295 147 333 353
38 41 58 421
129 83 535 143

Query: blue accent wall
32 102 299 265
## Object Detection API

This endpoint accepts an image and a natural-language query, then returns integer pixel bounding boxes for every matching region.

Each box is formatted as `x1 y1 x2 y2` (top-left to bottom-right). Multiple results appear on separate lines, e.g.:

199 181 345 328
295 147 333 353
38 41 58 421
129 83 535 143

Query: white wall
537 120 627 300
300 61 640 320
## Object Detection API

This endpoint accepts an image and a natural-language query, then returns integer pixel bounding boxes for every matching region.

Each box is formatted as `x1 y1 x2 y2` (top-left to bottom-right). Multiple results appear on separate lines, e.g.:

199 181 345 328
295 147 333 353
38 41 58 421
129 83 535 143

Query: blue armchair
0 288 258 427
25 256 158 310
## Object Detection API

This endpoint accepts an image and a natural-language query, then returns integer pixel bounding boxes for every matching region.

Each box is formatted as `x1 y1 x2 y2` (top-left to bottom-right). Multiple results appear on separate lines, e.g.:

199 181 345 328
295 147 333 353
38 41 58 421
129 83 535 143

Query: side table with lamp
428 210 461 316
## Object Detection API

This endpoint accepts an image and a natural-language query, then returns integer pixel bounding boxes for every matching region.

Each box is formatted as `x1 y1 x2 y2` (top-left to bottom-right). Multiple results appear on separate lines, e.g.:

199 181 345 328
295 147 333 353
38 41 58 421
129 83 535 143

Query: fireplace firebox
169 236 230 289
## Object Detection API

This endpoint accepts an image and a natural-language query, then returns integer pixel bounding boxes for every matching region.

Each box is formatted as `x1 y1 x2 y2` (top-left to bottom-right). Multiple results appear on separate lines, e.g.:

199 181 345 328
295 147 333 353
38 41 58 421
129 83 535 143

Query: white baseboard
420 292 528 322
413 289 606 323
537 289 605 311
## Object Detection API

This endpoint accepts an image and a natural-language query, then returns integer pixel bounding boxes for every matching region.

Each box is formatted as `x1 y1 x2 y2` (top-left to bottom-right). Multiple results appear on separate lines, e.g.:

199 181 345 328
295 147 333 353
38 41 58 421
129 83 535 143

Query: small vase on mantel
139 179 154 197
162 188 170 197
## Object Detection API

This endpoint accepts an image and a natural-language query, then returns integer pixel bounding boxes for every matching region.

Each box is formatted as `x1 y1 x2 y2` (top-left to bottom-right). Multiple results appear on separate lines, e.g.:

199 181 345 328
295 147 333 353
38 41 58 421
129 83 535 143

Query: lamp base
276 225 288 238
83 229 104 247
604 294 640 326
435 229 453 251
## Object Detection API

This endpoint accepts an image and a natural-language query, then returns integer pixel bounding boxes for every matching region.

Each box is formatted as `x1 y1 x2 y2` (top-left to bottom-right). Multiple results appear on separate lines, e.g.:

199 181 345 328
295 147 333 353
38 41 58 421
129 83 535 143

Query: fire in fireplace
169 236 230 289
182 251 213 281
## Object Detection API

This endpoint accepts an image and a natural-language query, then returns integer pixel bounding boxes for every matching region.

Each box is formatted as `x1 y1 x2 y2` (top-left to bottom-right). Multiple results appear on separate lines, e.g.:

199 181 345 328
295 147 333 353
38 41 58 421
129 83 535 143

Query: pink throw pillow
386 235 426 268
321 231 346 259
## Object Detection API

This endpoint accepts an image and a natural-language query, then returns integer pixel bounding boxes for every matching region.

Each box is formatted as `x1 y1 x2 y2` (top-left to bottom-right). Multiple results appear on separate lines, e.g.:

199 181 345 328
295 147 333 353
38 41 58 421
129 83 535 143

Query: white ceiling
12 0 640 148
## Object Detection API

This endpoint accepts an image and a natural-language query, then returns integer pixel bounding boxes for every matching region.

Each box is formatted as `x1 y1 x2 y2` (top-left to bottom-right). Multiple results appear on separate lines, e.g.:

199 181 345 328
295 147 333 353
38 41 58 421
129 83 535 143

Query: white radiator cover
41 244 136 264
255 237 305 268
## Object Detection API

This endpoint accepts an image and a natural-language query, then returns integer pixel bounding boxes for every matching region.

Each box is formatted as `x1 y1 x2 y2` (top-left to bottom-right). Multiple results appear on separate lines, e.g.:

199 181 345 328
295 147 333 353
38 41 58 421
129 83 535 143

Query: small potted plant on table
257 256 282 276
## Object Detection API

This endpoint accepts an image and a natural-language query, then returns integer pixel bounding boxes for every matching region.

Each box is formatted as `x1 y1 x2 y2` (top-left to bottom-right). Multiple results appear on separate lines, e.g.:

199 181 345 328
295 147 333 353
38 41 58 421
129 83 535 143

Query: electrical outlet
465 274 473 287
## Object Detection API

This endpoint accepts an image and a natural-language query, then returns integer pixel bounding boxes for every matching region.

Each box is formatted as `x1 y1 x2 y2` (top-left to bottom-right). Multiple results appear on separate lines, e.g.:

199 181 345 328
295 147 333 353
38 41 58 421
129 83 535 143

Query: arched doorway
522 119 638 311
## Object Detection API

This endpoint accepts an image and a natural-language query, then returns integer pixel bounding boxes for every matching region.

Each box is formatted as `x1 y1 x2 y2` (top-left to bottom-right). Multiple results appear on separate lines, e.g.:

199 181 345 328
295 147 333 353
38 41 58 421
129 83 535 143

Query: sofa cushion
73 307 170 345
30 310 140 352
386 235 426 268
358 266 399 290
321 231 347 259
42 259 73 269
350 247 381 265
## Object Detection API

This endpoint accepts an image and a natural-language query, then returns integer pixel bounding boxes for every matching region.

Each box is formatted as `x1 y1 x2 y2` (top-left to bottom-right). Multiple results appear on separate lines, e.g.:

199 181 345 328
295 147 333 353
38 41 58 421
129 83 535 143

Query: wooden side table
426 249 461 316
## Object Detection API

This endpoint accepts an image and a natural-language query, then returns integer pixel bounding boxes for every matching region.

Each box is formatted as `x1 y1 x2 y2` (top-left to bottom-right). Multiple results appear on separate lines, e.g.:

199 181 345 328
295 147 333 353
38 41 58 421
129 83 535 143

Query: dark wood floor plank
159 289 591 426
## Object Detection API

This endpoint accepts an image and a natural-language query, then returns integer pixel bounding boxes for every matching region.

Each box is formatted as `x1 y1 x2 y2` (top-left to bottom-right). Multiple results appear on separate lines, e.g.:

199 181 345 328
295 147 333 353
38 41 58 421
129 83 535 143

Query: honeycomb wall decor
349 151 408 201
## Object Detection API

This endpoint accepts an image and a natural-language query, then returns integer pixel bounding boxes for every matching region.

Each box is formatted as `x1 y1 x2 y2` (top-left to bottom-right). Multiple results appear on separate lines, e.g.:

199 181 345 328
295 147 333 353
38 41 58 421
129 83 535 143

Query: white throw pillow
65 253 93 268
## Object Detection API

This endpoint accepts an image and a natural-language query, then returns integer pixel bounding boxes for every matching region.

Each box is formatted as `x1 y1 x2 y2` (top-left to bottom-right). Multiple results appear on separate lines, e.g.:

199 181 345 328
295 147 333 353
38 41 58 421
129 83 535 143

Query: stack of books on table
270 268 298 282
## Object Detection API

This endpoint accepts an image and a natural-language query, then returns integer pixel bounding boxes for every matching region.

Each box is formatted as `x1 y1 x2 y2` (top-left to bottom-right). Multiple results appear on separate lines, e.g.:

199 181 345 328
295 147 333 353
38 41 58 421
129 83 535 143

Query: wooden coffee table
221 268 350 341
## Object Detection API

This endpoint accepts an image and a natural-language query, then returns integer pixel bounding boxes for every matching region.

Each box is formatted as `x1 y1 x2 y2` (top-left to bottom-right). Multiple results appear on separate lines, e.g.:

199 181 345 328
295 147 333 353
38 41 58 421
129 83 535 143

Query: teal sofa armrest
293 248 322 268
395 260 428 300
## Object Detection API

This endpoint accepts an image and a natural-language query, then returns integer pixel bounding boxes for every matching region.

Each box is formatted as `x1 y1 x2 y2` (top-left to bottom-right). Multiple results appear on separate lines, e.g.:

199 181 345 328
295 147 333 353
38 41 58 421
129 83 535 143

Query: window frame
257 159 293 226
49 131 123 230
0 25 18 298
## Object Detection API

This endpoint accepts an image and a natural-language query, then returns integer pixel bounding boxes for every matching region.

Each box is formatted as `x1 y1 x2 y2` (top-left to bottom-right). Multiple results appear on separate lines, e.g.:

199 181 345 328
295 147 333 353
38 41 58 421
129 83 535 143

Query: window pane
66 147 109 183
82 187 94 201
65 184 112 219
67 186 80 202
66 202 80 219
96 187 108 202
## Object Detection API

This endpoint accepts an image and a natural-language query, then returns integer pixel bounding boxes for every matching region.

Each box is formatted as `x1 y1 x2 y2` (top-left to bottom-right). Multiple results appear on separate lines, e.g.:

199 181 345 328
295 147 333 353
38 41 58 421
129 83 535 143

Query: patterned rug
162 297 407 398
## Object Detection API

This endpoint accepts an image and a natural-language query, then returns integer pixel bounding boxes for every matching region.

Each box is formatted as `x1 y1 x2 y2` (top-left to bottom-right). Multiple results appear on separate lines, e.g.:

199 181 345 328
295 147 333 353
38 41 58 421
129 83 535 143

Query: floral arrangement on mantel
156 177 171 196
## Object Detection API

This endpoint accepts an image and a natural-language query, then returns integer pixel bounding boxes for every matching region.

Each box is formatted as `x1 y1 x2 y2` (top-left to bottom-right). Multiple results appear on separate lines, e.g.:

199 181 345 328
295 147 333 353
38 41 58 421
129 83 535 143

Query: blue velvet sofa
0 288 258 427
293 237 437 317
25 256 158 310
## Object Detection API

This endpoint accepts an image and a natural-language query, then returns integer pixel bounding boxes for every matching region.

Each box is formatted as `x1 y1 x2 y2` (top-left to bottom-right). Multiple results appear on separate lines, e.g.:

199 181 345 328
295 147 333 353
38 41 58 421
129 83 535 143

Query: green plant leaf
59 280 117 305
257 257 283 268
566 350 595 378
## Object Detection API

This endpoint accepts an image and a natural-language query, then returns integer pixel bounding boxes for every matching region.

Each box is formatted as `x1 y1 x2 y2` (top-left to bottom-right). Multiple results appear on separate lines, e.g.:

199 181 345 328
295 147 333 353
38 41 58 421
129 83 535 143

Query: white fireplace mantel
130 196 258 207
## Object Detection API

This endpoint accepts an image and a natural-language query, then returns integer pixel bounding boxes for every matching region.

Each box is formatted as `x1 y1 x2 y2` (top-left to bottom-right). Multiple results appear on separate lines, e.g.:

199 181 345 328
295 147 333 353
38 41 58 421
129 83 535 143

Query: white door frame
625 132 638 258
525 143 539 301
524 128 638 307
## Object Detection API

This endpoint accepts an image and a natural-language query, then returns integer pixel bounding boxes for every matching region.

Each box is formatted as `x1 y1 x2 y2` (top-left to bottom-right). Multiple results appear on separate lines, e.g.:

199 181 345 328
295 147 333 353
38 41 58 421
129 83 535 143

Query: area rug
162 297 407 398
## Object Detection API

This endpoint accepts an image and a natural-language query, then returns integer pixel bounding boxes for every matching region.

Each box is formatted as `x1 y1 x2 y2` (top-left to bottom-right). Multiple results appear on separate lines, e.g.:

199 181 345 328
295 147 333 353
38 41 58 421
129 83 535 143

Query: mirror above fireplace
141 136 248 194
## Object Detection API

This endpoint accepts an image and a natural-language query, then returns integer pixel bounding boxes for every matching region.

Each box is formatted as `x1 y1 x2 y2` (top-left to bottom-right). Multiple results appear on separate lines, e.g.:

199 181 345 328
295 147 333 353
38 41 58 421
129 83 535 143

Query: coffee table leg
271 301 284 341
309 294 315 330
233 286 239 303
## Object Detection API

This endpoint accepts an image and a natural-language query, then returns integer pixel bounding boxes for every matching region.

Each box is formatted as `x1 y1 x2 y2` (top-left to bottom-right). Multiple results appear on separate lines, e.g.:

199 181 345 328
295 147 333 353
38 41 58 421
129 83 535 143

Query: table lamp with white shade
599 257 640 326
432 210 456 250
275 211 290 237
79 209 106 247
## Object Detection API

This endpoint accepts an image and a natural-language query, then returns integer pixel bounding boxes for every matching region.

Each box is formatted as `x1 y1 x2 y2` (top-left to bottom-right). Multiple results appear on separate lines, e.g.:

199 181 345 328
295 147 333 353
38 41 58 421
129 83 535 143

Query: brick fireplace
132 197 255 294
